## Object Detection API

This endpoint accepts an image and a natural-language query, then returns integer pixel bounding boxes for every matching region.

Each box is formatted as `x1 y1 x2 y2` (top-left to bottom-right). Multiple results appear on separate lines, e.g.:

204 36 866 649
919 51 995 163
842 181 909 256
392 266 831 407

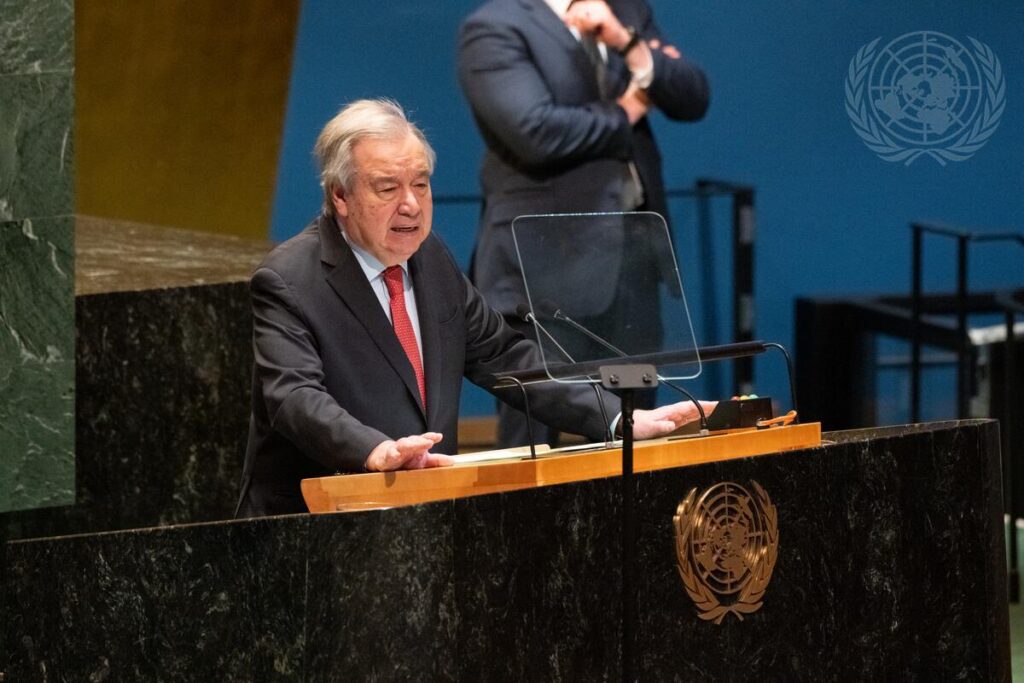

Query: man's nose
398 187 420 215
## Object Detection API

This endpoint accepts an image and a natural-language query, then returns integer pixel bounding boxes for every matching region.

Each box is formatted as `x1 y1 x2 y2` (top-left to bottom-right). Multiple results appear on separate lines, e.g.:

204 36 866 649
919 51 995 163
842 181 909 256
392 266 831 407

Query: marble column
3 218 272 540
0 0 75 513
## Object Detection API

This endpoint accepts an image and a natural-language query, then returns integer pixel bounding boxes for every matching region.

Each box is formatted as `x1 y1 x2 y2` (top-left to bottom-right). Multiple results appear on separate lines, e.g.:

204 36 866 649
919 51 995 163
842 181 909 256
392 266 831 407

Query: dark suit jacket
457 0 709 314
238 215 619 516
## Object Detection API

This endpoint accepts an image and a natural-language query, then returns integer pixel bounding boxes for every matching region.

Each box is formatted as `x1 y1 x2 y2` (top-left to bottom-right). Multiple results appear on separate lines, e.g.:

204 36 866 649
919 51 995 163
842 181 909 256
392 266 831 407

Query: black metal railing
910 221 1024 420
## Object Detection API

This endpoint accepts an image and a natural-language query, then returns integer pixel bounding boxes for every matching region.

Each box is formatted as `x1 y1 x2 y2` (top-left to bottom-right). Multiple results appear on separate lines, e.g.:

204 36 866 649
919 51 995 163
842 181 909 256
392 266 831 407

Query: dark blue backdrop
271 0 1024 420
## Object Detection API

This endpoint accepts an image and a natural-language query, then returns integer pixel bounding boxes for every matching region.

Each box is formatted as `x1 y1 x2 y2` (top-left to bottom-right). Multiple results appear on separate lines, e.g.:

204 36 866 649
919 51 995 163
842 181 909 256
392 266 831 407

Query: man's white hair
313 98 436 216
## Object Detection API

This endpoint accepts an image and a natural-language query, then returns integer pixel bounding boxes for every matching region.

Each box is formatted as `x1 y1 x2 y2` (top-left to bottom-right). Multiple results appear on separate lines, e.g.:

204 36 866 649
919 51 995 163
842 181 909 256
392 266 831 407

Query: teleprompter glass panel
511 212 701 384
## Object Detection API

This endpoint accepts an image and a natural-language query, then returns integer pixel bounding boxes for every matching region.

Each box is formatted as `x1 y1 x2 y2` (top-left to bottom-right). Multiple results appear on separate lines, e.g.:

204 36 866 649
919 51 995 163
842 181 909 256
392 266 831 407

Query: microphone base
669 397 774 436
707 397 773 430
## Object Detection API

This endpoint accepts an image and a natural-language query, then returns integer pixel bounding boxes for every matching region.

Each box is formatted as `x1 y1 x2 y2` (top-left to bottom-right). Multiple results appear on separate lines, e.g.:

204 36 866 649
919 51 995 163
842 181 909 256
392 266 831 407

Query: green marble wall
0 0 75 512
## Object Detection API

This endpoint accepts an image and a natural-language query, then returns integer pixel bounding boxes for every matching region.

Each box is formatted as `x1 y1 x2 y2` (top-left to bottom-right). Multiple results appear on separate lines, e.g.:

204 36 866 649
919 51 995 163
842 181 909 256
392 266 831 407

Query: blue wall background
271 0 1024 421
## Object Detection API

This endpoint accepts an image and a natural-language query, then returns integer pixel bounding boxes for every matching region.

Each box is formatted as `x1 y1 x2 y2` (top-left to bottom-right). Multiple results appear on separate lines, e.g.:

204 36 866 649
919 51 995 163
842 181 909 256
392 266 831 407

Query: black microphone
516 304 577 366
515 303 613 444
536 301 709 434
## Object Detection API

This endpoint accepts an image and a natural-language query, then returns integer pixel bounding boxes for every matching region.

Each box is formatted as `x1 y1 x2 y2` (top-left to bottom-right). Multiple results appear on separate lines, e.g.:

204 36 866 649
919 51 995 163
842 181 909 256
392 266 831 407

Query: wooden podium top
301 422 821 514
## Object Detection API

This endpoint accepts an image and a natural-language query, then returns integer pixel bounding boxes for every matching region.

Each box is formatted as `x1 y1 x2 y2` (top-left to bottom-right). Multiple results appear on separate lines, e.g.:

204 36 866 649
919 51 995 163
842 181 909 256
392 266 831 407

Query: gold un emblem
673 481 778 624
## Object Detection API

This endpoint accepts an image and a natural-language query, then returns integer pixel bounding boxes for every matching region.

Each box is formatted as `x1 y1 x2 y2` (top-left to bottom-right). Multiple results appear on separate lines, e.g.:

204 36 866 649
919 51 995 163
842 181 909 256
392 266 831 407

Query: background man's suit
457 0 710 445
238 215 617 516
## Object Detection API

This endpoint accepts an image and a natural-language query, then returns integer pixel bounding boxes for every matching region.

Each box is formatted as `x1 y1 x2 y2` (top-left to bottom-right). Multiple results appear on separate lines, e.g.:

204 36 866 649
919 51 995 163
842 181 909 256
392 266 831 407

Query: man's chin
386 234 429 261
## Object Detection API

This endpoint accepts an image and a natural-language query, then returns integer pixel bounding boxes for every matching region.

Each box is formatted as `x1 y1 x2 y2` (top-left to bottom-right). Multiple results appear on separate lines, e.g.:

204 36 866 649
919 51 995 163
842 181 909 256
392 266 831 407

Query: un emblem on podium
673 481 778 624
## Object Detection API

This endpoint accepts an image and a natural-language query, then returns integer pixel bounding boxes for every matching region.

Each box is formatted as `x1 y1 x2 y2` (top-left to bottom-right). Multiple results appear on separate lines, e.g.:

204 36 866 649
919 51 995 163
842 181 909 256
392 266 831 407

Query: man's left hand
632 400 717 440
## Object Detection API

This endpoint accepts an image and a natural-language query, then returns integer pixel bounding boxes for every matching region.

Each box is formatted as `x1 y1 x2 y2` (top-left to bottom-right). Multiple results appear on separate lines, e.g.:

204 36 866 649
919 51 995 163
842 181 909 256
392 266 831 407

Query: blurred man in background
458 0 710 448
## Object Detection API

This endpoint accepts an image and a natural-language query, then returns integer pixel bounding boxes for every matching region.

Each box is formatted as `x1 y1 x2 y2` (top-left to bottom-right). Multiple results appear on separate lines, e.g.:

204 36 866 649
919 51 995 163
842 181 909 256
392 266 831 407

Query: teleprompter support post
600 364 658 683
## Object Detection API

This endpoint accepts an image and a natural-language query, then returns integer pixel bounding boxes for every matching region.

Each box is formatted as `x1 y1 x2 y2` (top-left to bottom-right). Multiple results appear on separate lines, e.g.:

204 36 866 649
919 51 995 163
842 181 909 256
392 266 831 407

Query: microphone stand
764 342 799 422
491 375 537 460
550 308 709 434
521 307 612 445
493 307 613 459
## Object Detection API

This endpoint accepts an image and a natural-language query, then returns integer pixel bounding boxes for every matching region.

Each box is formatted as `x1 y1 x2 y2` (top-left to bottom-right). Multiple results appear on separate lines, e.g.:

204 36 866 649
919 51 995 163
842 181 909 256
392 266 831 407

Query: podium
301 423 821 512
2 420 1011 680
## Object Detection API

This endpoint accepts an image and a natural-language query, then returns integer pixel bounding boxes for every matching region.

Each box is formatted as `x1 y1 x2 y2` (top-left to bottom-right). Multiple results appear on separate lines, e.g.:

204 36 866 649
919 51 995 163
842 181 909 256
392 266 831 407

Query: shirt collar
543 0 584 42
336 218 409 283
544 0 572 16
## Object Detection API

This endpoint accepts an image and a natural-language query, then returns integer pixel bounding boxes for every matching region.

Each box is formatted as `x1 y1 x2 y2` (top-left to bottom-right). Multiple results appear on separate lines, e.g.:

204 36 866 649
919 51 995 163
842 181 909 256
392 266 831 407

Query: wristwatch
617 26 641 56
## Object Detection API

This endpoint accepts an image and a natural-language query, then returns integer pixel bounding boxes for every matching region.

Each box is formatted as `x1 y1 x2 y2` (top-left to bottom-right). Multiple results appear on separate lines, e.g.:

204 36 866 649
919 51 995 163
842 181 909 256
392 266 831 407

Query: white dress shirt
339 227 424 359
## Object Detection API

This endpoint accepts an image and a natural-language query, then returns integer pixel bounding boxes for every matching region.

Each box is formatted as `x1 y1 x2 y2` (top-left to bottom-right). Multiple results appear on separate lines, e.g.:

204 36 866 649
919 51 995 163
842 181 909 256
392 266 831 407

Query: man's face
332 133 433 266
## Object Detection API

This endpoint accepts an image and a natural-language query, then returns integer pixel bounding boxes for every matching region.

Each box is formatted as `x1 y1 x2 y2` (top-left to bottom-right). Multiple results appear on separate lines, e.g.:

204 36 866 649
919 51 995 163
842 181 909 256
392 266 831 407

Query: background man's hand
632 400 717 440
617 83 650 124
563 0 630 50
364 432 455 471
564 0 655 107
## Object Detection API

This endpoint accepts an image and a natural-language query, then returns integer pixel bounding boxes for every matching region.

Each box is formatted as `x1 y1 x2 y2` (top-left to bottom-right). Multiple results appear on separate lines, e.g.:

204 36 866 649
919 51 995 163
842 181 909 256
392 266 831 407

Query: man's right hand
364 432 454 471
563 0 629 51
617 83 650 124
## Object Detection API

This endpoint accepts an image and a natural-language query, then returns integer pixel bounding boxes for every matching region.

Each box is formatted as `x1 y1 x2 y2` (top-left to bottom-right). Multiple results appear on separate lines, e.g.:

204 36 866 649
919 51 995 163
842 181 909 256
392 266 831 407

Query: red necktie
383 266 426 409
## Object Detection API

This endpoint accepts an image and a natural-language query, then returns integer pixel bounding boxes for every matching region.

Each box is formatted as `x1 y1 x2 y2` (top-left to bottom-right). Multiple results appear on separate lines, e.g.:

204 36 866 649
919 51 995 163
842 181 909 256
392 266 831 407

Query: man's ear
331 185 349 218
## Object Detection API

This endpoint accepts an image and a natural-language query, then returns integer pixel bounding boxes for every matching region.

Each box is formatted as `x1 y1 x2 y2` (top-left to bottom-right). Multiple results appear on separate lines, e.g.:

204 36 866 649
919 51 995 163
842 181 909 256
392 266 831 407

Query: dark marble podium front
2 420 1011 681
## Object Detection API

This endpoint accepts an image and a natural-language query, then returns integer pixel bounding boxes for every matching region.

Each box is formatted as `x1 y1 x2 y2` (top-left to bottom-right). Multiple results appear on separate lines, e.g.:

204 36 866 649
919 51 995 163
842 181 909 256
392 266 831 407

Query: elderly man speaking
236 99 713 517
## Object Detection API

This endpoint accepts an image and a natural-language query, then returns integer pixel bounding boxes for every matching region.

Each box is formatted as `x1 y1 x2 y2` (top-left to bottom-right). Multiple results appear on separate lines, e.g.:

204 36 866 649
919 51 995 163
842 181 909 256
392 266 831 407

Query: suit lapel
520 0 584 60
319 216 426 419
